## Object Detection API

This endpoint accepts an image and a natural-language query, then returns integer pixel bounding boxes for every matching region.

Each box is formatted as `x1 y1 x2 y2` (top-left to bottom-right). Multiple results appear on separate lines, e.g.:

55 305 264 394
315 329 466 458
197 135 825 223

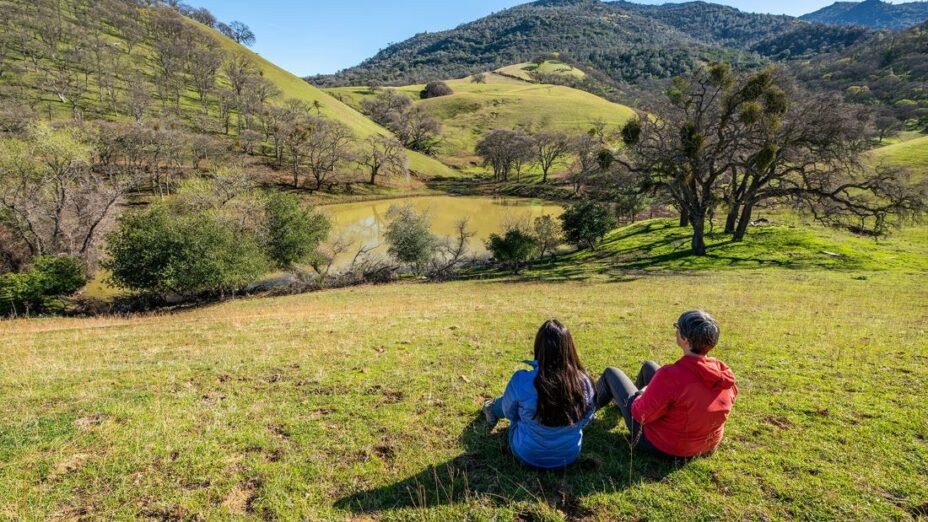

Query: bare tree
360 89 412 127
389 106 441 154
0 123 140 263
359 135 407 185
534 131 570 183
223 54 255 133
429 219 475 279
301 116 354 191
189 44 222 110
569 133 600 194
220 21 256 47
126 83 150 124
476 129 534 181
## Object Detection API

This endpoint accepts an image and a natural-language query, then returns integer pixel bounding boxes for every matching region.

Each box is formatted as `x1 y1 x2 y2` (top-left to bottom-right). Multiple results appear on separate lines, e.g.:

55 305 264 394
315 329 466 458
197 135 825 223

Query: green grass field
496 60 588 81
869 134 928 174
327 72 637 168
2 219 926 520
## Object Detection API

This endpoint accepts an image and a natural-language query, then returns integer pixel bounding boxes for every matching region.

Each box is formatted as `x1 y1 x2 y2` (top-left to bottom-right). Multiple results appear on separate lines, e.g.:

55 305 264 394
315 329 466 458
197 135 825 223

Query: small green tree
384 205 438 274
486 229 539 274
533 215 563 259
0 256 86 316
560 201 616 250
105 207 269 298
264 193 330 270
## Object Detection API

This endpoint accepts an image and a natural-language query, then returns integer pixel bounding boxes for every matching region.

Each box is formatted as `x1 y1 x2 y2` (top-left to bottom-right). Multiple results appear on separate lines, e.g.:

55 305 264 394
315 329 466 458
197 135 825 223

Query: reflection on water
320 196 564 266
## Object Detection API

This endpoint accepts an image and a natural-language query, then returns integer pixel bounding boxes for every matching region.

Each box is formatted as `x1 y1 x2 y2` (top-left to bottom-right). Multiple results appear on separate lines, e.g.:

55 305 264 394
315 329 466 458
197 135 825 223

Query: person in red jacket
595 310 738 458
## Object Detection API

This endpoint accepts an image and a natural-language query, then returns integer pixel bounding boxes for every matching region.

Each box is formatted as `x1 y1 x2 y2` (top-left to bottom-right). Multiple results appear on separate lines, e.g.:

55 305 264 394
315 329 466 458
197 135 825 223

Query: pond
320 196 564 267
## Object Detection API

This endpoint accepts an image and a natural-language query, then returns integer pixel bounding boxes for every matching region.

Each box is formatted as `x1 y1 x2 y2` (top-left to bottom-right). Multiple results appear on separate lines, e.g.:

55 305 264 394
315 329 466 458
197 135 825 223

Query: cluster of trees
105 173 330 299
486 201 617 273
750 24 871 61
475 124 617 186
360 90 442 155
795 21 928 130
0 122 149 269
615 64 926 255
0 0 280 149
266 98 409 189
0 256 86 316
165 2 256 46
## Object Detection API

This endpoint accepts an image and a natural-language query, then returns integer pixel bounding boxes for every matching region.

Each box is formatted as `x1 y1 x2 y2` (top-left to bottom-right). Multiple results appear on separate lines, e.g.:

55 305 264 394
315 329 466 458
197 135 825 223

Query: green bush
487 229 539 274
264 193 331 269
384 205 438 273
0 256 86 316
560 201 617 250
104 207 269 298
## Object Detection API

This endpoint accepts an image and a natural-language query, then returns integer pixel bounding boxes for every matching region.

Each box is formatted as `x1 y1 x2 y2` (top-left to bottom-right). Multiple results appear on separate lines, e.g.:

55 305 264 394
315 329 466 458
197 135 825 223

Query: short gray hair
677 310 720 354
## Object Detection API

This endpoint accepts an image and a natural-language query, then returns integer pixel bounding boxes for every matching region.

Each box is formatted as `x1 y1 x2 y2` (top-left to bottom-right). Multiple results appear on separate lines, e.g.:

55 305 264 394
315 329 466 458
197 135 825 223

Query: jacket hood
681 356 736 390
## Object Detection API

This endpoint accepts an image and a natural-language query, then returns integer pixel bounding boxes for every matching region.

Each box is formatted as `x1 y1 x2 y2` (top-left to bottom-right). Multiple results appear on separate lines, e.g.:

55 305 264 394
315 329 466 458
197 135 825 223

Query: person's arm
500 371 526 421
631 368 675 425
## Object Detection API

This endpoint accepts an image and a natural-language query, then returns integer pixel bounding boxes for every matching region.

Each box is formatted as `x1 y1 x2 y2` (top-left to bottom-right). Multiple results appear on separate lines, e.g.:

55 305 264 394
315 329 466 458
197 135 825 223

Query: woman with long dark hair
483 320 596 469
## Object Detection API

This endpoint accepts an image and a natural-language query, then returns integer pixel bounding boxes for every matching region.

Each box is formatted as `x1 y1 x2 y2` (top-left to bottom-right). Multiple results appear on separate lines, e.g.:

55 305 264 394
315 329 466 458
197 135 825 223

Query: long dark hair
533 320 590 427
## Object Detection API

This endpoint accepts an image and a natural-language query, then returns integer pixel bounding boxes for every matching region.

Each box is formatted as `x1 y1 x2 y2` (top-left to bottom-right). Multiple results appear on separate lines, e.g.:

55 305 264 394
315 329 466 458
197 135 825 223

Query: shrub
0 256 86 316
420 81 453 99
384 205 438 273
560 201 617 250
487 229 539 273
264 193 330 270
104 207 269 298
533 215 563 259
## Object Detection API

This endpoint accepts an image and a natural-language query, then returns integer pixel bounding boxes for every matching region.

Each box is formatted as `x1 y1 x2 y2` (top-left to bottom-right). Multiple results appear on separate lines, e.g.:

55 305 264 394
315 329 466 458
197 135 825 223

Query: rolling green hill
190 21 454 178
0 2 453 179
327 72 637 168
869 134 928 174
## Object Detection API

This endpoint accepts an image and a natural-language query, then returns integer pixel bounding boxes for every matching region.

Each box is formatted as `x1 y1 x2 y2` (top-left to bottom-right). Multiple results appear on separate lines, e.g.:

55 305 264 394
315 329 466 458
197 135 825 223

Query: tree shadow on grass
334 408 684 517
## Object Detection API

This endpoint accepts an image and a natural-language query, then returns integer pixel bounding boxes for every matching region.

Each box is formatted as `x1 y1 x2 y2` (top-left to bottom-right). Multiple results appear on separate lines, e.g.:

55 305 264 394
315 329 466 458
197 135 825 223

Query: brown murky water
321 195 564 266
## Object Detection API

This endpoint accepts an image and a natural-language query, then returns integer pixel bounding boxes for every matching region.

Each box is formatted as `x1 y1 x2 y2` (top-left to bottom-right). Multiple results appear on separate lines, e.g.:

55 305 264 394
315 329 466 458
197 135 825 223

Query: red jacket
631 356 738 457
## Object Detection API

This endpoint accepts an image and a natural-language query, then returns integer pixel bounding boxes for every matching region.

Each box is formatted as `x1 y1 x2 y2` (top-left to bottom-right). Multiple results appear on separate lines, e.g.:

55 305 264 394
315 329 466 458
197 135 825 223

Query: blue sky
194 0 895 76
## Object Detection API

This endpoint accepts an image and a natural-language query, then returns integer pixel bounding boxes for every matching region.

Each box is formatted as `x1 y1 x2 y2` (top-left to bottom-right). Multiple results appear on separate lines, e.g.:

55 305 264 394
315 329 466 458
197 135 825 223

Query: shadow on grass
334 409 683 517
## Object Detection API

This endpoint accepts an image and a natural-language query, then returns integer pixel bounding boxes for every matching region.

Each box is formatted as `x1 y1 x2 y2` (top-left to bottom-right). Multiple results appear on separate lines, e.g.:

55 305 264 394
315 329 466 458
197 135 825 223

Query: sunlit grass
2 229 926 519
326 72 636 168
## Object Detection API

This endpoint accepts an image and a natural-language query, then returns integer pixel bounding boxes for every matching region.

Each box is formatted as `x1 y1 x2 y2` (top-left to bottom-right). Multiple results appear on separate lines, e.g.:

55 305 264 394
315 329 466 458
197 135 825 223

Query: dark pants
595 361 665 455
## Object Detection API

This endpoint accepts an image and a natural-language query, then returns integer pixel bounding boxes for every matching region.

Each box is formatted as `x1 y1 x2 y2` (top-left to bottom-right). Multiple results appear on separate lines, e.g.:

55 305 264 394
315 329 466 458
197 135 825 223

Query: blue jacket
501 361 596 469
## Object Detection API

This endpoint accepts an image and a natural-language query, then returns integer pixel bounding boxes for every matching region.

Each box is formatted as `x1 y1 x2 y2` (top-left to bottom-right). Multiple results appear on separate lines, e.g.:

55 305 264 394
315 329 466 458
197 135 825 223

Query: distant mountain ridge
309 0 803 89
801 0 928 30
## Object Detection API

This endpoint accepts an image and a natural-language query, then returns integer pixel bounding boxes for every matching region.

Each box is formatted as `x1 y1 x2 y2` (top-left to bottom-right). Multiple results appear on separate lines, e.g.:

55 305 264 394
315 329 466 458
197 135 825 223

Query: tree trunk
679 212 689 227
690 215 707 255
724 203 739 234
733 202 754 242
370 168 378 185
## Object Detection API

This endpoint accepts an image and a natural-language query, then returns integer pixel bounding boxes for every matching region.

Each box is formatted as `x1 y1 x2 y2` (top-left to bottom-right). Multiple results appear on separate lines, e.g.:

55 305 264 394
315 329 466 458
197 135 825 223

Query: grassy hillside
869 134 928 173
188 21 455 178
1 266 926 519
328 72 637 168
495 218 928 282
496 59 587 81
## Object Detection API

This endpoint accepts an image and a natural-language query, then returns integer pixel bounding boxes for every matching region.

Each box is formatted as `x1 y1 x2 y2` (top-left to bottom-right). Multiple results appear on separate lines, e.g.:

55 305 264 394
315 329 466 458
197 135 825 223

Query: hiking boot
483 399 500 429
